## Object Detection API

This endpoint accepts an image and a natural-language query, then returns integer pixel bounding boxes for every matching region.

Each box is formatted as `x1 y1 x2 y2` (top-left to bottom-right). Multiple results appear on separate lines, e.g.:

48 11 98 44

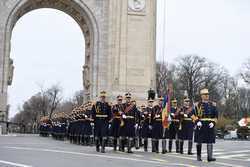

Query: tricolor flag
162 93 171 128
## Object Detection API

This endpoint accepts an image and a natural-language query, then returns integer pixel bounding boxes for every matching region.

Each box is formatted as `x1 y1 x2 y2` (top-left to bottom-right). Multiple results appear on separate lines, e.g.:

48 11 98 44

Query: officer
92 91 112 153
120 92 139 153
111 95 124 151
179 97 194 155
168 99 180 153
141 98 154 152
152 97 168 154
193 88 218 162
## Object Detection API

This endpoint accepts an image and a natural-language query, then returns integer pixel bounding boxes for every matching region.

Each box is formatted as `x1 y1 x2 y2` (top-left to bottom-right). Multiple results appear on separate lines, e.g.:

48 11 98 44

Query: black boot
169 140 172 153
180 140 184 154
135 137 140 149
155 140 159 153
188 140 193 155
113 138 117 151
118 138 122 151
121 138 125 152
95 138 100 152
144 138 148 152
162 139 167 154
176 140 180 153
101 138 106 153
196 144 202 161
127 138 133 153
152 140 156 152
207 144 216 162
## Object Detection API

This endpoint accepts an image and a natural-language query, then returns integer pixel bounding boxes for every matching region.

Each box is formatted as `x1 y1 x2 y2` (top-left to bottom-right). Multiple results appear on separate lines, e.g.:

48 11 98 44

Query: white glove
108 124 111 128
122 115 127 119
171 113 175 117
197 121 202 127
149 125 152 130
209 122 214 128
134 124 138 128
155 114 160 118
168 115 172 122
184 114 188 118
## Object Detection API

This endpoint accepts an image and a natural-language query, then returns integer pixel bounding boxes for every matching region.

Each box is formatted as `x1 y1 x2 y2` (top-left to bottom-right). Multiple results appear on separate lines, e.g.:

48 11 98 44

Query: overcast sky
8 0 250 118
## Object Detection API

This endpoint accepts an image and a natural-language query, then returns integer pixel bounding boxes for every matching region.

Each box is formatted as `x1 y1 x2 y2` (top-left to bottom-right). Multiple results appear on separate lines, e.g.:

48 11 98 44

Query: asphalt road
0 135 249 167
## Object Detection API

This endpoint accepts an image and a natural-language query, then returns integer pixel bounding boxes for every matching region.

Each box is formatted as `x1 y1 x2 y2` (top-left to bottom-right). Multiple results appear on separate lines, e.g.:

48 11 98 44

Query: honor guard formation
39 88 218 162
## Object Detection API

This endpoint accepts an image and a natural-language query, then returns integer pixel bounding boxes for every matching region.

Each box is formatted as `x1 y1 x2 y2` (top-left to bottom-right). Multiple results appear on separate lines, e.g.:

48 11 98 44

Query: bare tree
46 85 62 119
241 58 250 83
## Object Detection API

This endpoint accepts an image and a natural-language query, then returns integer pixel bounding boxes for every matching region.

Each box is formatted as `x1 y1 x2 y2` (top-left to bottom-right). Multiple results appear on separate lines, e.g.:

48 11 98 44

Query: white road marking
3 146 166 165
3 146 199 167
0 160 32 167
217 154 249 159
164 153 245 167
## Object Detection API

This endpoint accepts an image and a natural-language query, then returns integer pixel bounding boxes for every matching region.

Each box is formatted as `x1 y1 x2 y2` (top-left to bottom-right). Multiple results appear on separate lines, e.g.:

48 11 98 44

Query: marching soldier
152 97 168 154
120 92 139 153
168 99 180 153
179 97 194 155
111 95 124 151
92 91 112 153
193 88 218 162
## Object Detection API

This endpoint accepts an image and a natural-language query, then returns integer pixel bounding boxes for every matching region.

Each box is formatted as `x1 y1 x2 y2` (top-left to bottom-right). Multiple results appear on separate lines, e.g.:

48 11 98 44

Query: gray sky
8 0 250 118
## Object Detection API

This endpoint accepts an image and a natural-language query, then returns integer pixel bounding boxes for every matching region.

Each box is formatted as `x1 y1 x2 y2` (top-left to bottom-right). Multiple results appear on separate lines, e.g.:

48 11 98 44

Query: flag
162 94 170 128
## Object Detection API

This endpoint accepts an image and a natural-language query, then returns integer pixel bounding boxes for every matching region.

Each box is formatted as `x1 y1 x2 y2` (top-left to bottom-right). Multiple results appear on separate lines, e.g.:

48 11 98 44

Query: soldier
83 101 94 146
92 91 112 153
120 92 139 153
152 97 168 154
111 95 124 151
141 98 154 152
193 88 218 162
179 97 194 155
168 99 180 153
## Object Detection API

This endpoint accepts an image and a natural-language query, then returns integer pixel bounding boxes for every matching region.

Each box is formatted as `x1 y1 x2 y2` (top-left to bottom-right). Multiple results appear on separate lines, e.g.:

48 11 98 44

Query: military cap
200 88 209 95
148 98 154 102
171 99 177 103
158 96 164 101
125 92 132 98
100 91 107 97
117 95 123 100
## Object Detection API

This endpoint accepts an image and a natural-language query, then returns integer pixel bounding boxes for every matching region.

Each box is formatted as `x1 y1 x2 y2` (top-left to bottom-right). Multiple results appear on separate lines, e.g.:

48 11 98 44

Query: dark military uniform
111 102 124 151
168 102 180 153
92 100 112 153
141 105 153 152
119 101 139 153
194 101 218 161
152 104 168 154
82 106 93 145
193 88 218 162
179 105 195 154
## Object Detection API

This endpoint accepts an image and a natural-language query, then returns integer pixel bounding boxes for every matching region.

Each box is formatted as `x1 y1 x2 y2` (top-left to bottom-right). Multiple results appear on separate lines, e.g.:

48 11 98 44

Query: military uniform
92 91 112 153
194 89 218 162
178 98 194 155
119 92 139 153
111 96 124 151
152 97 168 154
141 99 155 152
168 99 180 153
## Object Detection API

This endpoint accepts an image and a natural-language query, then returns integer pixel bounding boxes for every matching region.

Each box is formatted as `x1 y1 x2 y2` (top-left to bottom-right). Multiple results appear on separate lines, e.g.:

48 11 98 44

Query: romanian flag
162 94 170 128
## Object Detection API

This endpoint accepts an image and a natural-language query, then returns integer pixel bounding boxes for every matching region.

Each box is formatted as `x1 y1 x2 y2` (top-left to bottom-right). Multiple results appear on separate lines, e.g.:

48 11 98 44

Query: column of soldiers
39 88 218 162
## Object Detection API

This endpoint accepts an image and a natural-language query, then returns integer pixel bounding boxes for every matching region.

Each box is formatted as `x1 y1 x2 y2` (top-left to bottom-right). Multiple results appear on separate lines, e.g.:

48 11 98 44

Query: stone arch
2 0 100 99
